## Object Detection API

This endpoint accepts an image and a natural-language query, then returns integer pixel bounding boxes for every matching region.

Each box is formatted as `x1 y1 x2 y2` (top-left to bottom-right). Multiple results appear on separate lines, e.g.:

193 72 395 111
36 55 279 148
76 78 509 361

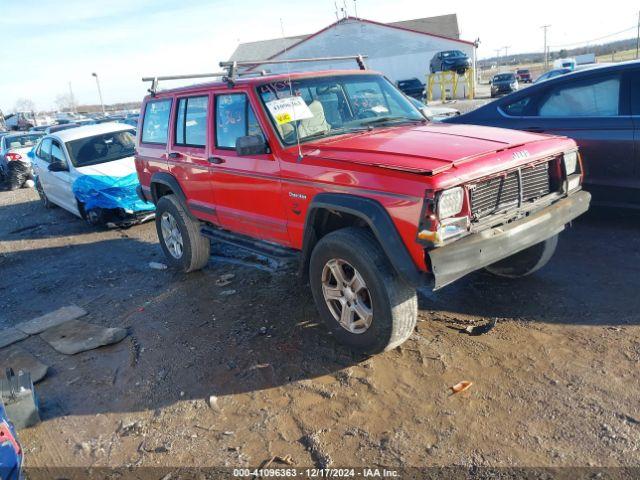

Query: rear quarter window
141 99 172 144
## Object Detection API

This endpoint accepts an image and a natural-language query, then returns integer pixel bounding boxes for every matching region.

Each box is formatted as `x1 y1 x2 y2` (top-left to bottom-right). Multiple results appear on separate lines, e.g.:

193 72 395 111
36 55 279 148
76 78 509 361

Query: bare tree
13 98 36 113
55 92 77 112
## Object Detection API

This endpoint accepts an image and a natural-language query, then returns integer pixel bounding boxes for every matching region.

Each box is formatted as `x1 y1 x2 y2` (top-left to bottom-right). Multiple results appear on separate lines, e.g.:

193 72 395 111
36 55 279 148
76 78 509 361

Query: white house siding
254 19 475 100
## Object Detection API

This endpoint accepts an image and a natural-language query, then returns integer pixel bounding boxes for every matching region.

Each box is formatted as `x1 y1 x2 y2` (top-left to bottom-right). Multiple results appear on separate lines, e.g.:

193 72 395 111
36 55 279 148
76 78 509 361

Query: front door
47 139 79 214
210 92 288 245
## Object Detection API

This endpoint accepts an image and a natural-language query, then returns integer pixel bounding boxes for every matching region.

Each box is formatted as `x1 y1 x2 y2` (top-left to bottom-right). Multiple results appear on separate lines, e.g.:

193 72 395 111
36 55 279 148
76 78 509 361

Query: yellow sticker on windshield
276 112 292 124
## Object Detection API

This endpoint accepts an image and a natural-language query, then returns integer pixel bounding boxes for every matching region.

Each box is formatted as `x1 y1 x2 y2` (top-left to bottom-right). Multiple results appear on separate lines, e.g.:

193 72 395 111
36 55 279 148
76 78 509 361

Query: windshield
517 70 529 74
66 130 135 167
442 50 464 58
5 133 43 149
258 74 423 145
494 74 515 82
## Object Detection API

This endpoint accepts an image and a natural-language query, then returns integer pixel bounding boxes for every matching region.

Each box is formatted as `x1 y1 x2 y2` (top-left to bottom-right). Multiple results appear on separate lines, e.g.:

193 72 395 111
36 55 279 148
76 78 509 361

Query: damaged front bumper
427 190 591 290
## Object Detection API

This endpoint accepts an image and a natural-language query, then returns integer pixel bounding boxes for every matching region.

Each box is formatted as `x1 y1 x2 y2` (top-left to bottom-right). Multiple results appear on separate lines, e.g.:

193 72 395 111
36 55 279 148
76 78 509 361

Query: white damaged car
31 123 155 227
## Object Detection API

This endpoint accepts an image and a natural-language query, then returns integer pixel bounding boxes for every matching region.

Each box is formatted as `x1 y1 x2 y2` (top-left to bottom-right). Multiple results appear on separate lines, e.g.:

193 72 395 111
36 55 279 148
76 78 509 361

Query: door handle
208 156 225 164
168 152 181 159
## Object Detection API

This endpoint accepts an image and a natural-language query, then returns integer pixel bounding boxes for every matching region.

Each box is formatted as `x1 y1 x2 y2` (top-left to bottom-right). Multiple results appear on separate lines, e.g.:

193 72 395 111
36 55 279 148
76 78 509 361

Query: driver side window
215 94 264 150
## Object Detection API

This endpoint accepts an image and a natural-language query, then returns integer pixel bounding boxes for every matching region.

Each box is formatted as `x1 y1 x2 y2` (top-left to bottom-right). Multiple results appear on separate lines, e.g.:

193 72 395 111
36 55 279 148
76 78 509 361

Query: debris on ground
0 346 49 383
462 318 497 336
219 289 237 296
39 319 127 355
16 305 88 335
207 395 221 412
450 381 473 395
149 262 168 270
215 273 235 286
0 369 40 429
301 430 333 468
0 328 28 349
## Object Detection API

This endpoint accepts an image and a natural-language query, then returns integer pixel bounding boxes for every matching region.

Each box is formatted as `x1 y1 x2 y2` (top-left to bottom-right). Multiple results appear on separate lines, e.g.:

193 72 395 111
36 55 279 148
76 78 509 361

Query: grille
469 162 552 220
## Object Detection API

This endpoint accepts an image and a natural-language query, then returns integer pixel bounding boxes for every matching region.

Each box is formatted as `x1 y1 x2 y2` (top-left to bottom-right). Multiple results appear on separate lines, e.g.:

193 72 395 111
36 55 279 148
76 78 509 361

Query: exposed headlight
563 151 578 175
437 187 464 219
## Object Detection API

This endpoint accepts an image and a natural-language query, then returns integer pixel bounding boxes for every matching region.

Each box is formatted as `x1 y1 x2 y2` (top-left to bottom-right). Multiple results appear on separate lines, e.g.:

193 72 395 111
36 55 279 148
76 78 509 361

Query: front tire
485 234 558 278
309 228 417 354
155 194 210 272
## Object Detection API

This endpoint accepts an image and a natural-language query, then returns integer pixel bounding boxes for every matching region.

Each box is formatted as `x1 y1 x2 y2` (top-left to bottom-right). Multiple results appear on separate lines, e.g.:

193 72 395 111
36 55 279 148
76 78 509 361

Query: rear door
168 94 218 224
500 70 634 193
32 137 53 193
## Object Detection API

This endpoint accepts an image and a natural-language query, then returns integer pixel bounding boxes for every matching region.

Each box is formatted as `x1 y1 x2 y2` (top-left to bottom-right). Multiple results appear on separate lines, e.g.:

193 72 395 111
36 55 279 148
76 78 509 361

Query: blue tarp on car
72 173 155 213
0 402 22 480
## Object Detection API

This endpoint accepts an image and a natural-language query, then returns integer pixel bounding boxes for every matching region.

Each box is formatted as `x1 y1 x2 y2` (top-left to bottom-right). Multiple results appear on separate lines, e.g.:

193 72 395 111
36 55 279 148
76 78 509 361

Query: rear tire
485 234 558 278
309 227 417 354
35 178 54 209
155 194 210 272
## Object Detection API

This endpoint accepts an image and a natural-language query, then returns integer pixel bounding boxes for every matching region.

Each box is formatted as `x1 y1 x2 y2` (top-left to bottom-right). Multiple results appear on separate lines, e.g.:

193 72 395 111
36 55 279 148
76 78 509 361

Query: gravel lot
0 186 639 474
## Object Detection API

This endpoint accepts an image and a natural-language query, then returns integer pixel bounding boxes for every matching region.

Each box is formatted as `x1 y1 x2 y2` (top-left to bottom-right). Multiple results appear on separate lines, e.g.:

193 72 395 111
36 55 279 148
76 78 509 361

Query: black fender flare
149 172 198 220
149 172 187 204
300 193 429 288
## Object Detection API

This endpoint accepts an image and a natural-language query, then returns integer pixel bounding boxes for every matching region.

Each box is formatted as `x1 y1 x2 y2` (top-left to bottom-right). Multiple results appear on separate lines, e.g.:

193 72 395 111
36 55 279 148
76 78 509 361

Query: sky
1 0 638 111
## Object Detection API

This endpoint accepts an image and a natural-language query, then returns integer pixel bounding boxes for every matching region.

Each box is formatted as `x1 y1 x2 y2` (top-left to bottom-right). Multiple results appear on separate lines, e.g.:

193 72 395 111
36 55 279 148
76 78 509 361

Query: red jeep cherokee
135 61 590 353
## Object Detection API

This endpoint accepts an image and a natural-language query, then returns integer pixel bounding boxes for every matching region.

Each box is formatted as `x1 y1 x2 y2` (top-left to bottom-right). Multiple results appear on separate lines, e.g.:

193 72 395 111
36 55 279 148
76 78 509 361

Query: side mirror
236 135 268 156
27 150 35 159
48 160 68 172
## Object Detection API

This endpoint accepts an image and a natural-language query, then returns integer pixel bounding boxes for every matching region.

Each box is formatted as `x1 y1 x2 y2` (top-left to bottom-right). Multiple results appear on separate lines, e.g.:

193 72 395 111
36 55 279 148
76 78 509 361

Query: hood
302 123 557 175
75 156 136 177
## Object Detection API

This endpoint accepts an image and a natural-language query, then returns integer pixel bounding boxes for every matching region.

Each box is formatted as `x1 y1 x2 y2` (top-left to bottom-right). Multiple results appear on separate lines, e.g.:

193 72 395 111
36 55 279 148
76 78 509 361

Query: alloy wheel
160 212 184 259
321 258 373 334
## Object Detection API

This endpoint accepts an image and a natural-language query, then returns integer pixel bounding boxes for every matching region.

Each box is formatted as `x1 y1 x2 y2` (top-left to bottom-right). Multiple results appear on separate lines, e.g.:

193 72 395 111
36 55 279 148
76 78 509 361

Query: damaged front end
73 173 155 228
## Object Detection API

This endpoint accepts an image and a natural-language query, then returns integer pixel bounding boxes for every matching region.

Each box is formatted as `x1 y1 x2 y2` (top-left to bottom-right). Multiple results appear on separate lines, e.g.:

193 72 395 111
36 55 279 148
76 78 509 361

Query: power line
549 25 637 48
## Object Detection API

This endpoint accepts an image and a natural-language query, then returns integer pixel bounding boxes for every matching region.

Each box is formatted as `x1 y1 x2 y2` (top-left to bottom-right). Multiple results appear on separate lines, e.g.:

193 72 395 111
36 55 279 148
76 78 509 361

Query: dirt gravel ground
0 187 639 475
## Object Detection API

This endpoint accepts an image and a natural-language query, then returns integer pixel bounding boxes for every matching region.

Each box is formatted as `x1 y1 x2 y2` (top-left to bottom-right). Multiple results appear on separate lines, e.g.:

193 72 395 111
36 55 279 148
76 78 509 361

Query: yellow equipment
426 68 475 102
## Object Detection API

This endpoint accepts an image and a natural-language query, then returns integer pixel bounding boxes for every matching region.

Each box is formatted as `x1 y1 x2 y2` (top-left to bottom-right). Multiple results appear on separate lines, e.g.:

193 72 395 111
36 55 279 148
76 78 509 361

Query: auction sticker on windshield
266 96 313 125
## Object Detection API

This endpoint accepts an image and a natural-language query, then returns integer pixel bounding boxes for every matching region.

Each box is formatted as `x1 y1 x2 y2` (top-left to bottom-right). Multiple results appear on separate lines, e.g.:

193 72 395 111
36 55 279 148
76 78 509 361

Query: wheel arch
300 193 428 288
149 172 198 220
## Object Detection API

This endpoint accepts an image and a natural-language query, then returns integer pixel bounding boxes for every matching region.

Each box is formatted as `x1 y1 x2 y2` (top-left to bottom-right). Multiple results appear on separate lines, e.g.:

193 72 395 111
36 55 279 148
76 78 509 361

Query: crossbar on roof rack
142 54 367 94
220 54 368 81
141 70 268 95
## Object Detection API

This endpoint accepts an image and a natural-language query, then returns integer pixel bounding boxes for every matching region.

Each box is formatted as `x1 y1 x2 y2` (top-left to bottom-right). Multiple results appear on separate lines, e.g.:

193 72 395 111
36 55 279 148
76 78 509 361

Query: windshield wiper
359 116 425 127
299 126 369 142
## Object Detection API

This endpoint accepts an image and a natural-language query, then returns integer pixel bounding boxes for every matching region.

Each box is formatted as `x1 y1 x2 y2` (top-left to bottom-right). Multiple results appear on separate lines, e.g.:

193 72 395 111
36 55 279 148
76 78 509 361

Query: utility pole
541 25 551 70
503 46 511 68
636 11 639 59
92 72 106 115
68 82 76 113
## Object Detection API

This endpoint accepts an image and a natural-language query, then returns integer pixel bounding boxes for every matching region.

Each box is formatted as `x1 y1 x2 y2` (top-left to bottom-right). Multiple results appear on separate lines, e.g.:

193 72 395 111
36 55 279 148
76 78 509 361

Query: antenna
334 1 339 20
353 0 358 19
280 18 303 162
342 0 348 18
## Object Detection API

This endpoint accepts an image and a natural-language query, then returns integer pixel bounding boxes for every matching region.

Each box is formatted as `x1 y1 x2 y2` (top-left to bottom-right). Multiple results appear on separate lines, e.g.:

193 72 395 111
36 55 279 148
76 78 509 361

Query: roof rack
143 54 367 94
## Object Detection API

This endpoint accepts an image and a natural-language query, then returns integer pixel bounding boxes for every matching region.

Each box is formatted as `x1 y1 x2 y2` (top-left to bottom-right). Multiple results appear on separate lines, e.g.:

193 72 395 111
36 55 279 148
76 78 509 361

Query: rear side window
539 76 620 117
141 99 172 144
175 96 208 147
215 94 264 149
37 138 53 162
